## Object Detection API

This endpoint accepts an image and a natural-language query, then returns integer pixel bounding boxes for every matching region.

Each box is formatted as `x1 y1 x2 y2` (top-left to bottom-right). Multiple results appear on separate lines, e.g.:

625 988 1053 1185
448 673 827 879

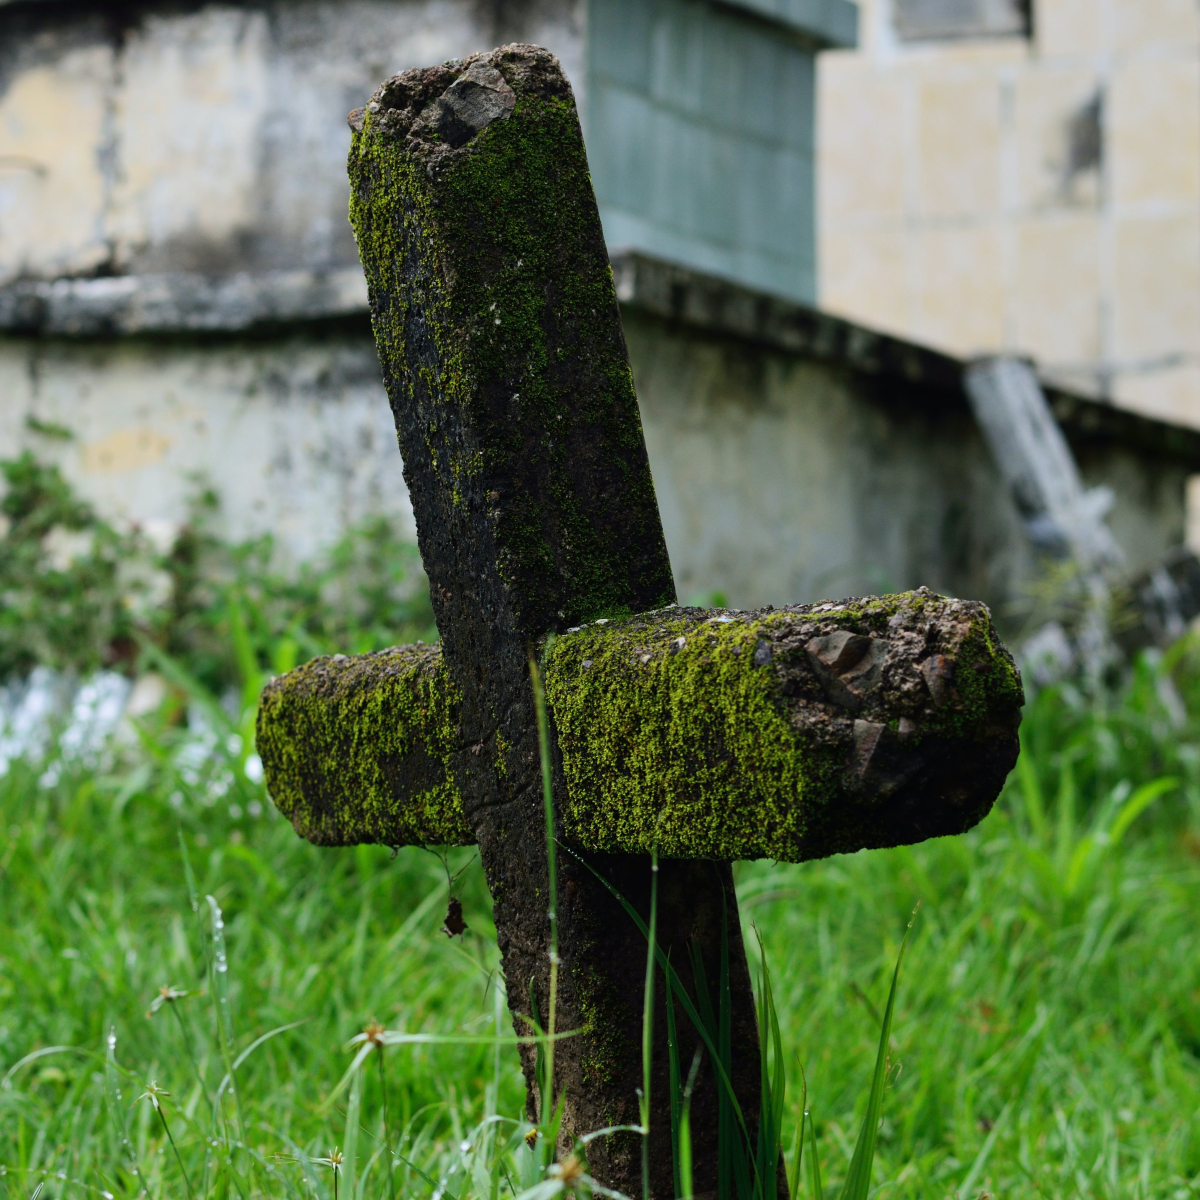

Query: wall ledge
0 268 368 337
4 251 1199 468
610 250 1200 470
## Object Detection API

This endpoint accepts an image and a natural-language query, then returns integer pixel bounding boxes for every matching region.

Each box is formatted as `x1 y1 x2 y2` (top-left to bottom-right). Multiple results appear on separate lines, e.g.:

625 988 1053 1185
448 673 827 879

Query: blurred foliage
0 451 436 692
0 452 141 680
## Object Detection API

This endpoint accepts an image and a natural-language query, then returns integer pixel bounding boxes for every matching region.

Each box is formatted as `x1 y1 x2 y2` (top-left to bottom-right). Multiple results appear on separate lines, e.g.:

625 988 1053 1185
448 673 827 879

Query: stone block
916 223 1005 353
1115 215 1200 360
819 224 910 335
107 9 272 272
1109 56 1200 208
918 74 1002 218
818 66 907 219
1114 0 1200 52
1014 214 1101 364
1036 0 1104 59
0 45 112 283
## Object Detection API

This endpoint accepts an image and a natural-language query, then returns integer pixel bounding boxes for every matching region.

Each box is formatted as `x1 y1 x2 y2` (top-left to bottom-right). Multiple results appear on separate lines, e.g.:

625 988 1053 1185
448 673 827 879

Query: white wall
0 334 411 560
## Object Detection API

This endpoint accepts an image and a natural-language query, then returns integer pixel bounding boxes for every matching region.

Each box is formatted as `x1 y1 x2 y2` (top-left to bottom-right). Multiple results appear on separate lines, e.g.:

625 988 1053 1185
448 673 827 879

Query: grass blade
641 848 658 1200
836 909 916 1200
808 1113 823 1200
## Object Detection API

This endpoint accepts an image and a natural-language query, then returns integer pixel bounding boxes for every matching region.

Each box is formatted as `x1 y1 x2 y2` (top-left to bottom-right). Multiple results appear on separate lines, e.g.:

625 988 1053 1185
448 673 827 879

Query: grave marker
258 45 1023 1196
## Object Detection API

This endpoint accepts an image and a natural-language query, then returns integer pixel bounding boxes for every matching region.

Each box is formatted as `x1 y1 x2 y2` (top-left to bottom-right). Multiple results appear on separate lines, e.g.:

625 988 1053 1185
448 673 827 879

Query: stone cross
256 44 1023 1198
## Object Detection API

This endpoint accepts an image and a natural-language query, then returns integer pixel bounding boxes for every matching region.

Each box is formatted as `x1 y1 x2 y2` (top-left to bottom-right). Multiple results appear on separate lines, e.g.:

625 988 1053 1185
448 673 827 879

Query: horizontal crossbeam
258 588 1022 861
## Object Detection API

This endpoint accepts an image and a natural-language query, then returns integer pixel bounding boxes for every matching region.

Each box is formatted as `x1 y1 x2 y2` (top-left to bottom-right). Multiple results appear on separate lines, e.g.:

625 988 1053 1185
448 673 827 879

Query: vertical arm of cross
344 44 759 1194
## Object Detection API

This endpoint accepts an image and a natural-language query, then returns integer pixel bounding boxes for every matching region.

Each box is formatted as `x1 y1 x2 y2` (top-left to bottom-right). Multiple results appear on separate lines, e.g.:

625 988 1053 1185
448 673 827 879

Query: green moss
544 593 1023 863
257 591 1020 860
256 645 471 848
347 58 674 631
575 980 625 1096
546 612 822 861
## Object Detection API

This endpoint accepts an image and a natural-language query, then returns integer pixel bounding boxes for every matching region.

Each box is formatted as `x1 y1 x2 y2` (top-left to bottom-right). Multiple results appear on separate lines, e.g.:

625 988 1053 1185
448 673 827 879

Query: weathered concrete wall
2 0 1195 622
628 310 1189 616
0 0 584 286
818 0 1200 429
0 0 844 302
2 256 1193 630
0 332 412 557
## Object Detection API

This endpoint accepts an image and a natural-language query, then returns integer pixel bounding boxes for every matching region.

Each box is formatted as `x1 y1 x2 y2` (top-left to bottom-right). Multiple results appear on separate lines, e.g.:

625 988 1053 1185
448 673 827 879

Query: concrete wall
818 0 1200 428
0 0 583 286
7 254 1191 638
626 309 1189 620
0 331 413 557
2 0 1196 630
0 0 840 301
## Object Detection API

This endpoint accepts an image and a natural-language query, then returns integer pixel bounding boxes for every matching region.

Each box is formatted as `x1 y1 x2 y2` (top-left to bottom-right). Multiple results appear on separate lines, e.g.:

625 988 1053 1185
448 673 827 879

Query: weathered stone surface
256 644 469 848
548 588 1022 862
345 44 759 1196
259 588 1022 861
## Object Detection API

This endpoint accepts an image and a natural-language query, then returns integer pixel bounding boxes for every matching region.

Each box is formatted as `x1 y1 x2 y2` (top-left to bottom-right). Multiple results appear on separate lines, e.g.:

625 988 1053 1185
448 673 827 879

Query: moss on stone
258 590 1021 859
256 644 471 847
544 589 1023 863
347 48 674 634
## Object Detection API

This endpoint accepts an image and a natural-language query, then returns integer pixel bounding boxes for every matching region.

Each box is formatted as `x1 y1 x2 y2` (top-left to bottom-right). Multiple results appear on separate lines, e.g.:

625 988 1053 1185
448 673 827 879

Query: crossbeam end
547 588 1023 863
256 644 472 848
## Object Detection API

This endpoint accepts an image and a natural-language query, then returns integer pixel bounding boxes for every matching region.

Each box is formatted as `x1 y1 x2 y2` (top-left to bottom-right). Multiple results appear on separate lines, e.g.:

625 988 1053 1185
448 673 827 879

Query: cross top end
346 44 672 643
259 586 1021 863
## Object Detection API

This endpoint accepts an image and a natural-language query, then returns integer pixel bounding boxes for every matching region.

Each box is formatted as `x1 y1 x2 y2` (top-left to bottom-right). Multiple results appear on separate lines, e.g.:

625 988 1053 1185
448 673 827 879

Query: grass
3 643 1200 1197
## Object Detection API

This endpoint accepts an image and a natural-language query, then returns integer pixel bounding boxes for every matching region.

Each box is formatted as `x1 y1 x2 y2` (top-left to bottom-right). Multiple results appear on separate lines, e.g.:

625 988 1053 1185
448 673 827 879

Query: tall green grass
3 636 1200 1196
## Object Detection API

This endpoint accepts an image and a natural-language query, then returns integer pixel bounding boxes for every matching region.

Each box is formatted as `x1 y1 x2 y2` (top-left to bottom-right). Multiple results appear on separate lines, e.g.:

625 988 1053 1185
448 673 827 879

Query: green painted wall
586 0 830 303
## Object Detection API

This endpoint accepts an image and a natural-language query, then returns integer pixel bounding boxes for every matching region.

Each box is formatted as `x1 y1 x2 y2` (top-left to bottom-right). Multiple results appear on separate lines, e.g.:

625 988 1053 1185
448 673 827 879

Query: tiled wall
818 0 1200 428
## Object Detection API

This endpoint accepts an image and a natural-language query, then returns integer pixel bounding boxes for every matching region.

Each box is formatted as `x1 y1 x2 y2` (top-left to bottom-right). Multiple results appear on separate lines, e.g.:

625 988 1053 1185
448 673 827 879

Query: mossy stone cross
256 44 1023 1197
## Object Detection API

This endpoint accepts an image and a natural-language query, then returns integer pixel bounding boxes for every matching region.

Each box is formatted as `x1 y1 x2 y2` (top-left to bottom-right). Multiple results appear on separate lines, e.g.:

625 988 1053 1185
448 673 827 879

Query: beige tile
1114 363 1200 429
1109 57 1200 207
1114 0 1200 52
1185 474 1200 550
1014 214 1102 362
1014 67 1104 210
1036 0 1104 59
914 223 1005 354
819 223 910 335
818 66 907 220
0 45 113 282
905 39 1027 68
917 74 1002 218
1113 215 1200 359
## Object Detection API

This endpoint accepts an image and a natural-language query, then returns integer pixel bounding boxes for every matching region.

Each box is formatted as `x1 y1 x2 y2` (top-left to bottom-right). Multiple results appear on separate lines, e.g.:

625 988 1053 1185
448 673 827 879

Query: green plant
5 455 1200 1197
0 452 146 678
4 645 1200 1196
0 449 436 694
